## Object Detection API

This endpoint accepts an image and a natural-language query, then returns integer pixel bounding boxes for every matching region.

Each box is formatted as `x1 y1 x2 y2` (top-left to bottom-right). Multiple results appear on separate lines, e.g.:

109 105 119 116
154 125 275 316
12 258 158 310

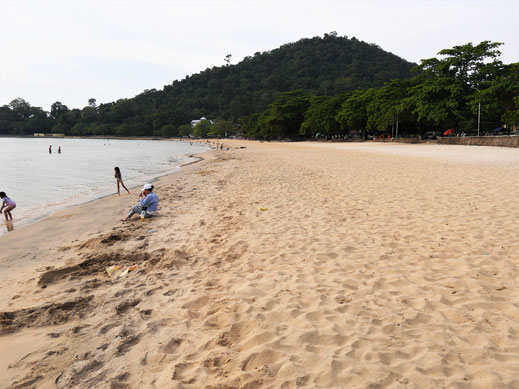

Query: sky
1 0 518 111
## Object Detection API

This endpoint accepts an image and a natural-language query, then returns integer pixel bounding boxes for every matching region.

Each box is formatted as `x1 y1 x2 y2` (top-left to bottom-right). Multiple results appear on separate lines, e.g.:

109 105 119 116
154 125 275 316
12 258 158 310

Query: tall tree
193 120 212 138
336 89 377 136
367 79 417 135
300 94 349 137
469 62 519 126
50 101 69 120
411 41 504 127
9 98 32 119
257 90 311 139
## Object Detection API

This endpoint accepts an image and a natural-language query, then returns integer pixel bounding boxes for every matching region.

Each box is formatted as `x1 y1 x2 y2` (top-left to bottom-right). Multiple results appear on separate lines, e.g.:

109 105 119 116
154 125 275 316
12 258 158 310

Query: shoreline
2 140 519 388
0 138 210 237
0 148 210 266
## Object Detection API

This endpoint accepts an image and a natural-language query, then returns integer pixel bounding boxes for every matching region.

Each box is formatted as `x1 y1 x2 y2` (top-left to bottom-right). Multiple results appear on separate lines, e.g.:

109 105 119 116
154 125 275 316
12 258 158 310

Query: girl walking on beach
114 167 131 195
0 192 16 220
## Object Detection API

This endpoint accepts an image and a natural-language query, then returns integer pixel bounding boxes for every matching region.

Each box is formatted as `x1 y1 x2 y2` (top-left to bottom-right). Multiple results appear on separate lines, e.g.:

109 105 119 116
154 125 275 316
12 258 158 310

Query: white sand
1 141 519 388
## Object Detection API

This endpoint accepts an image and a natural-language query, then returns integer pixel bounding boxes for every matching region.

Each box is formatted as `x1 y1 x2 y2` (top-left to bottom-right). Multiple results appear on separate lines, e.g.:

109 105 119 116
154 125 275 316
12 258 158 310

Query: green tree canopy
159 124 178 138
193 120 212 138
209 119 233 137
410 41 506 127
178 124 192 137
50 101 69 120
257 90 311 139
300 94 349 137
336 89 377 134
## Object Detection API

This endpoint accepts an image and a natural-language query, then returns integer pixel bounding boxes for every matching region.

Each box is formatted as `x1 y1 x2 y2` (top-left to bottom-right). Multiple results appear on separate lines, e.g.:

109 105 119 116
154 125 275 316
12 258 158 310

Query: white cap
142 183 153 191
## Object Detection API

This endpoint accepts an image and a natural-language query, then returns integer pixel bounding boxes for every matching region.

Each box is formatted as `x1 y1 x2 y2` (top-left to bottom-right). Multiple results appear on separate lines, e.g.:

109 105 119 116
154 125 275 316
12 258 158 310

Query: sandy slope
1 141 519 388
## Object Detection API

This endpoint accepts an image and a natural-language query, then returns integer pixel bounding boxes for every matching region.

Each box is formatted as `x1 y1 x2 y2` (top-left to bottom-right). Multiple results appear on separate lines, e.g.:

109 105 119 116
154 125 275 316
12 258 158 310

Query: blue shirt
139 192 159 212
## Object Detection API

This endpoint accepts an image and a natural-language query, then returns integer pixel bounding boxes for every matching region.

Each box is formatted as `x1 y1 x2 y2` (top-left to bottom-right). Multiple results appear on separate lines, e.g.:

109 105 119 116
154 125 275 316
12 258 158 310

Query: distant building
191 117 213 127
33 133 66 137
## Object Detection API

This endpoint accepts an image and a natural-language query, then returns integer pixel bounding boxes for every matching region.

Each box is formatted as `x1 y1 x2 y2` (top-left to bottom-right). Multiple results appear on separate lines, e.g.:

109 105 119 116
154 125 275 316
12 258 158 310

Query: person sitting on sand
114 167 131 195
121 184 158 221
0 192 16 221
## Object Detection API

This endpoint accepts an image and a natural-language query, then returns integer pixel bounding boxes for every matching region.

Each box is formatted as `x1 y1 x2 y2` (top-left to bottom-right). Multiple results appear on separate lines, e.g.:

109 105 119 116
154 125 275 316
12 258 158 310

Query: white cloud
1 0 518 109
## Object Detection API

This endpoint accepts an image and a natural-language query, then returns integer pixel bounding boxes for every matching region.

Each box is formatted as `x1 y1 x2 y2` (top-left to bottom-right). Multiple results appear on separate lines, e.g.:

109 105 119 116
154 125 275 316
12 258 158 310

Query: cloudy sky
1 0 517 111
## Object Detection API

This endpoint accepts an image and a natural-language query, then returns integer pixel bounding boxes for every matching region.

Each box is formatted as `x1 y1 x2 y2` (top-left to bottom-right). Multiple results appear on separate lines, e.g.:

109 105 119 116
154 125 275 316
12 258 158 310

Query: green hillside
0 33 417 137
156 34 415 122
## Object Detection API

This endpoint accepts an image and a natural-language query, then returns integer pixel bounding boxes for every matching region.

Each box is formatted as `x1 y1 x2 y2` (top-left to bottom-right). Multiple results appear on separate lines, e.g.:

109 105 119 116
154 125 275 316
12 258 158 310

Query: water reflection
4 220 14 232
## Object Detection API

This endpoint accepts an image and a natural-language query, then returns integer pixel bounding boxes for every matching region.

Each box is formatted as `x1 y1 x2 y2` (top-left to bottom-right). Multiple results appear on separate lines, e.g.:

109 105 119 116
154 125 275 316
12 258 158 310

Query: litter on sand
119 265 139 278
260 208 268 211
106 265 139 278
106 265 123 277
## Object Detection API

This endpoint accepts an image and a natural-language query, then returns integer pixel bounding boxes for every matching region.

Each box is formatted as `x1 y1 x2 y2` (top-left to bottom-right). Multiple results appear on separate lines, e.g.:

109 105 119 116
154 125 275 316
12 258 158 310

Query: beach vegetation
0 36 517 139
300 94 350 137
209 119 234 137
336 89 377 137
193 119 213 138
159 124 178 138
253 90 311 139
177 124 193 137
50 101 69 120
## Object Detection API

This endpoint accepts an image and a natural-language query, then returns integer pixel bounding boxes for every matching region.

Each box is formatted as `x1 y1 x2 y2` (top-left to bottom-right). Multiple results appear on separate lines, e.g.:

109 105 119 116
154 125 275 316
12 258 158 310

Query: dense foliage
0 34 415 137
247 41 518 139
1 37 517 139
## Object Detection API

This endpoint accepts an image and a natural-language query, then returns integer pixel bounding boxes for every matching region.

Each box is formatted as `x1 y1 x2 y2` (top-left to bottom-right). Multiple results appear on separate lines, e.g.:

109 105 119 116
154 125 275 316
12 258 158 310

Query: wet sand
1 141 519 388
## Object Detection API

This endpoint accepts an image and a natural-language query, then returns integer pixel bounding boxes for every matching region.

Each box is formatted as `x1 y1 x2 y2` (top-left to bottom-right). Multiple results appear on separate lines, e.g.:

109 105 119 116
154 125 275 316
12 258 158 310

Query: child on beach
0 192 16 220
114 167 130 195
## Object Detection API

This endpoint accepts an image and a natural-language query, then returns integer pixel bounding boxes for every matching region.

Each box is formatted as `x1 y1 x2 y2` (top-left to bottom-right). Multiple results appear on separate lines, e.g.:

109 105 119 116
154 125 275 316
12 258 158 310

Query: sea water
0 137 208 234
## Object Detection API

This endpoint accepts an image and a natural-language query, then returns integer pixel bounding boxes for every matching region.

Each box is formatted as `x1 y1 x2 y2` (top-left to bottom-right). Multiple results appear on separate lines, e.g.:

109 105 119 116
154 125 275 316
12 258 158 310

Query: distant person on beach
49 145 52 154
0 192 16 221
58 146 61 154
114 167 130 195
121 184 158 221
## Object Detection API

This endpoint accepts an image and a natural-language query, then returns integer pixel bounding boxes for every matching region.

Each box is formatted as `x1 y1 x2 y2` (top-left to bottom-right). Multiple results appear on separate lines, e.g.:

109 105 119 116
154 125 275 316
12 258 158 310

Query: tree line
1 38 517 139
0 34 415 137
241 41 518 139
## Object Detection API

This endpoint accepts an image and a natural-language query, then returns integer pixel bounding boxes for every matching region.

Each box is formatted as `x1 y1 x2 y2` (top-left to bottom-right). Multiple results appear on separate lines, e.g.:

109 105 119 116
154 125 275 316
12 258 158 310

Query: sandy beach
1 141 519 388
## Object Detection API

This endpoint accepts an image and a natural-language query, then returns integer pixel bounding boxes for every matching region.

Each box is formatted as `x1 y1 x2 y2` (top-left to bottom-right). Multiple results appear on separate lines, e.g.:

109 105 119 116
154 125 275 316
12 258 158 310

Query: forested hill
1 34 417 137
154 34 415 122
143 34 416 126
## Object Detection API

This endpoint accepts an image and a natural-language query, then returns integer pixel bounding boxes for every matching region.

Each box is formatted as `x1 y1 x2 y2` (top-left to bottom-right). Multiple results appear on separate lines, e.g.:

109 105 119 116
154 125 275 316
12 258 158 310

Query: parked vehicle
423 132 438 140
492 127 508 136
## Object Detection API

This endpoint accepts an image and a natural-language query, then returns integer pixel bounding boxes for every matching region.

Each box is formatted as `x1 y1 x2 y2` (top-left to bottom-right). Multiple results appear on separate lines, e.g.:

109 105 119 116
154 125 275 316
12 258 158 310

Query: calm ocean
0 137 207 234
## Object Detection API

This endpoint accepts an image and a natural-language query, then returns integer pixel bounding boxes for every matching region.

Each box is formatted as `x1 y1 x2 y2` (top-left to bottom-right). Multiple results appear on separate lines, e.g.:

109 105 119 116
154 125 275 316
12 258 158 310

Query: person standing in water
49 145 52 154
58 146 61 154
0 192 16 221
114 167 130 195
